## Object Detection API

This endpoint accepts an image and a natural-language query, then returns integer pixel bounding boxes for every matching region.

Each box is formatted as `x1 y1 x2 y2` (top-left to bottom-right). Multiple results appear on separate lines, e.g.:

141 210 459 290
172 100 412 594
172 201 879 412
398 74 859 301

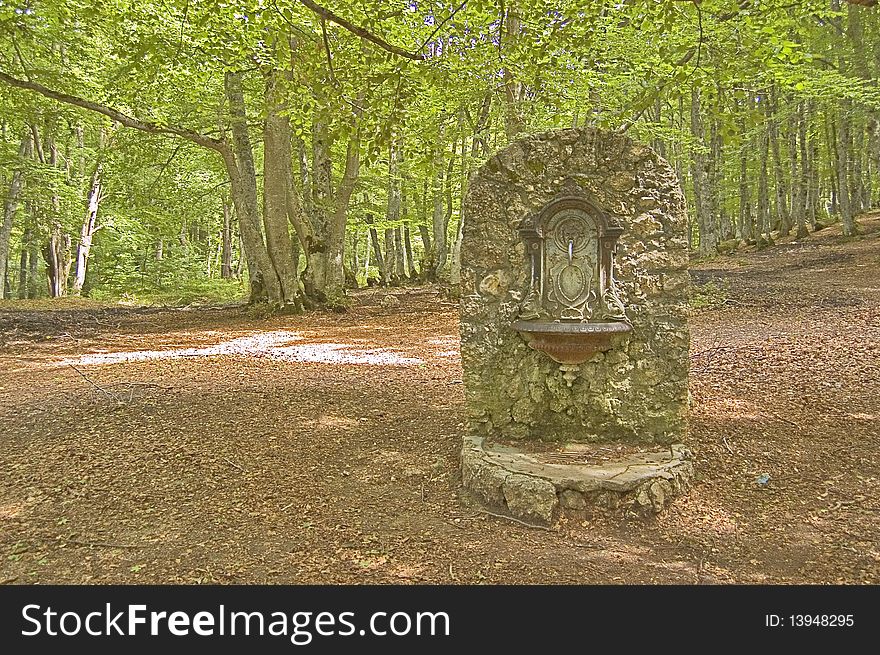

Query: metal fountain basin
512 320 631 365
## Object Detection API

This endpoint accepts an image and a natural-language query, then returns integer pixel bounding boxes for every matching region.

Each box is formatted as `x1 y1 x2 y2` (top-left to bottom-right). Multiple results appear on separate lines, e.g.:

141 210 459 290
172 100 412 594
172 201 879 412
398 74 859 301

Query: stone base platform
460 436 693 525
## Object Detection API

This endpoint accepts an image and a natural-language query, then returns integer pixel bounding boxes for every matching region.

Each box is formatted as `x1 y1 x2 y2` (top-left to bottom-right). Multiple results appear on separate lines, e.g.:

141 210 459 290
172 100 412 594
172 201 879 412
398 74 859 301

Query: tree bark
72 161 102 294
224 70 277 303
301 114 360 306
221 198 233 279
835 105 856 236
262 70 304 309
769 89 790 236
795 102 810 239
366 214 385 284
430 141 448 278
690 88 716 255
403 223 417 278
757 119 771 248
0 133 31 298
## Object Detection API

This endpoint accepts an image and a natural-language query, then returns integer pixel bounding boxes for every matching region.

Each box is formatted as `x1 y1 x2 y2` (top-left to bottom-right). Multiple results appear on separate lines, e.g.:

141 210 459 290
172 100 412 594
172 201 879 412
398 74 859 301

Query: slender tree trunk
795 102 810 239
736 107 752 242
502 10 524 140
393 227 406 282
403 223 417 278
27 223 38 298
72 161 102 294
690 88 716 255
383 228 395 285
430 145 448 279
836 104 856 236
385 139 402 285
417 181 433 280
221 198 233 279
769 89 790 236
17 229 31 299
0 133 31 298
365 214 385 284
757 120 771 248
808 123 820 230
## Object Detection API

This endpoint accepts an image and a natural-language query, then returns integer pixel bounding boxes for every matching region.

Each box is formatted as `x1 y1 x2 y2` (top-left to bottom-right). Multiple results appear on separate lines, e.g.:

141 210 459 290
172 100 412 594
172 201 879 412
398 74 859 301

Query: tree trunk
795 102 810 239
262 69 304 309
689 88 716 255
72 162 102 294
224 70 276 303
430 146 448 279
366 214 385 285
221 197 233 279
44 225 71 298
17 229 31 299
836 105 856 236
385 139 402 285
757 120 771 248
417 181 433 281
393 227 406 282
403 223 417 278
301 114 360 306
383 228 395 285
769 89 790 236
0 133 32 299
502 9 524 140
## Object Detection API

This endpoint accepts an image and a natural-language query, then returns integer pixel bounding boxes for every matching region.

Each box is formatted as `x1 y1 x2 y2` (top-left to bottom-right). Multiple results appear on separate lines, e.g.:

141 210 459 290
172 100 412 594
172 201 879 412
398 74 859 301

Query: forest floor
1 214 879 585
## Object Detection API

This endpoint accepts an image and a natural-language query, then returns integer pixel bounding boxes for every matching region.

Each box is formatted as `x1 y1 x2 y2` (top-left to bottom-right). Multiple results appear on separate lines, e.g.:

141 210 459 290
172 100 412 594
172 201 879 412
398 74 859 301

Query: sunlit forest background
1 0 878 308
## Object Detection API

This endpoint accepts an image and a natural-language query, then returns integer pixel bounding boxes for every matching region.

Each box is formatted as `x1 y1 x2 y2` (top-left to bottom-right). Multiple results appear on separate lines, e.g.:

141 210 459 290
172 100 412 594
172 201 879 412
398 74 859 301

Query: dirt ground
1 215 879 585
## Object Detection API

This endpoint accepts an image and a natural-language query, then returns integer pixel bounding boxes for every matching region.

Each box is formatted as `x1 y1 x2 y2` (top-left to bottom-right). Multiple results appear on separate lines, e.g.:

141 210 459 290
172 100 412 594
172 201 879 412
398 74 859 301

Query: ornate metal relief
516 182 628 324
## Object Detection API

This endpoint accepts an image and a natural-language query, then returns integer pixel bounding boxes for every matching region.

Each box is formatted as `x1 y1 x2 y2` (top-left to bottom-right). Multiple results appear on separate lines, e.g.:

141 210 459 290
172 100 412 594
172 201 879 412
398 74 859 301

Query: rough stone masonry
459 127 689 445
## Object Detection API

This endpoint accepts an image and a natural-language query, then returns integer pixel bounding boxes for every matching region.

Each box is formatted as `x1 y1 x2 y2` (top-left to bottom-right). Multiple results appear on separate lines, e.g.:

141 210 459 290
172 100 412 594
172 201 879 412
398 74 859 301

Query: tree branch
298 0 425 60
0 71 227 152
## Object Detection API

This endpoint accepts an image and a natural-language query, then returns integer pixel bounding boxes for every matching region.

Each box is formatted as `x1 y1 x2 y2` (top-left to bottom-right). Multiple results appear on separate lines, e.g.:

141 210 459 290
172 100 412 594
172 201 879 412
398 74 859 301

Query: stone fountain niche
459 127 692 524
512 193 631 386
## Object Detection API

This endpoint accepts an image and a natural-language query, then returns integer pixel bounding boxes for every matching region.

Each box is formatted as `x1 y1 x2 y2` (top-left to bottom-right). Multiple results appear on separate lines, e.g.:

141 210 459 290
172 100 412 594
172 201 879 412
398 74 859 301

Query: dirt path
1 217 879 585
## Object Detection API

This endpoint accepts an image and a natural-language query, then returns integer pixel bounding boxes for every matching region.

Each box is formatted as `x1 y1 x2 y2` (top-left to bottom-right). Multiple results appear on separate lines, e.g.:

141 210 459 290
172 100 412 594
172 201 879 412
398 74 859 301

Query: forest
1 1 879 590
0 0 877 308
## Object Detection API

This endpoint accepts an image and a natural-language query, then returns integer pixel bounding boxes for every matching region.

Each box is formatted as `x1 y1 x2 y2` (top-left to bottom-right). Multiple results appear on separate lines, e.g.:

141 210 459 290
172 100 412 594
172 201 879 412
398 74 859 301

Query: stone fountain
458 127 692 524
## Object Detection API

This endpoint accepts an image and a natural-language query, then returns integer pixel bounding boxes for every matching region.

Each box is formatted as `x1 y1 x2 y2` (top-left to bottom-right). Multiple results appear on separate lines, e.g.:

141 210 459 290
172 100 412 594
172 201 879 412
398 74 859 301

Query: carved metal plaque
516 182 627 324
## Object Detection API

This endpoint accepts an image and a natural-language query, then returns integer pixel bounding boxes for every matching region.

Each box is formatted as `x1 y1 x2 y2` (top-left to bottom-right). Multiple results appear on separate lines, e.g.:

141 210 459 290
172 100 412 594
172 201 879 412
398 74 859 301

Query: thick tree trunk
262 70 303 309
0 133 32 299
301 115 359 306
72 162 102 294
224 71 276 303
